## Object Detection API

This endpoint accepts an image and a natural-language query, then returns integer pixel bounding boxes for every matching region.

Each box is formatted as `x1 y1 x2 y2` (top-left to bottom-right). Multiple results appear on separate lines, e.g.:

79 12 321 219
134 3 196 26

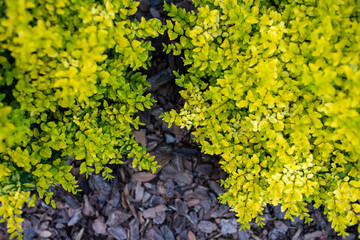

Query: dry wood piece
149 195 165 207
157 180 167 197
209 180 225 196
187 199 200 207
292 227 302 240
210 206 230 219
82 195 94 217
196 164 213 176
145 227 165 240
198 221 218 234
67 208 82 226
175 199 189 216
89 174 111 203
251 234 262 240
135 182 145 202
129 218 140 240
150 7 160 19
304 231 325 240
108 226 127 240
155 155 172 174
38 230 52 238
147 141 158 152
274 221 289 235
134 129 147 147
165 179 175 198
173 215 186 234
238 229 253 240
62 191 81 209
187 230 196 240
92 218 106 235
161 165 193 184
160 225 175 240
106 210 132 227
131 172 157 182
175 147 198 157
220 219 238 235
74 228 84 240
143 204 166 219
146 68 174 92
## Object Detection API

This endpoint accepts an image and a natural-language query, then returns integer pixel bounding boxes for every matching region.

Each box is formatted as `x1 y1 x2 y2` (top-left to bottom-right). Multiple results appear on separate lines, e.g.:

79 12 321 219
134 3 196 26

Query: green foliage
0 0 164 238
163 0 360 237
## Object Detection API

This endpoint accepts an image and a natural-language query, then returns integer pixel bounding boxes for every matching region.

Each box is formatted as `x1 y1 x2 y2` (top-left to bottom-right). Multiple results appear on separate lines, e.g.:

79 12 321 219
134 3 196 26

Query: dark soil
0 1 358 240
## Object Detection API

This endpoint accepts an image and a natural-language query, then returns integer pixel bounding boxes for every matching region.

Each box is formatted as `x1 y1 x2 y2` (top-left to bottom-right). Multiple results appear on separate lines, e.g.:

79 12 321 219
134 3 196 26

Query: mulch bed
0 1 358 239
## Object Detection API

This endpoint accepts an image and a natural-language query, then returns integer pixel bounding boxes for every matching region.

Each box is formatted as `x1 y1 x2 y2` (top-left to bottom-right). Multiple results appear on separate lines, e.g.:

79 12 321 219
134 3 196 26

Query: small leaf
79 162 87 174
39 147 52 159
168 30 178 40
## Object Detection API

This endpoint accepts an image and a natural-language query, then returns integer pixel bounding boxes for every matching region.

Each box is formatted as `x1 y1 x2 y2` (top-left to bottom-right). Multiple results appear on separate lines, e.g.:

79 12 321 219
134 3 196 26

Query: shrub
163 0 360 237
0 0 164 238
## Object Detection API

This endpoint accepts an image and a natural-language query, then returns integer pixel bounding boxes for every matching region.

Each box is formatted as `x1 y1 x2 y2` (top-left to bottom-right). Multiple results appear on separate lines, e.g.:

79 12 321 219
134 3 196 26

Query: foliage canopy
163 0 360 237
0 0 163 238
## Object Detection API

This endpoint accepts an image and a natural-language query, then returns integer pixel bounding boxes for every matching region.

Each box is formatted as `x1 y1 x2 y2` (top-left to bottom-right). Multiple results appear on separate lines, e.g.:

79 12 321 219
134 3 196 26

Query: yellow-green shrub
163 0 360 237
0 0 163 238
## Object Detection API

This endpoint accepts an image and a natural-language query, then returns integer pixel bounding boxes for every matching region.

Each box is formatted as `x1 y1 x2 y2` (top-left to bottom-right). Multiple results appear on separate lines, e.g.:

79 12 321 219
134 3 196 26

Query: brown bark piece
131 172 156 182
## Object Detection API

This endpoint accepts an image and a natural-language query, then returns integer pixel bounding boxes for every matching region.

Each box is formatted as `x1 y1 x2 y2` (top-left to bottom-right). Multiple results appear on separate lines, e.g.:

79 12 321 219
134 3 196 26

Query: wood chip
274 221 289 235
106 210 132 227
196 164 213 176
147 141 157 152
131 172 156 182
129 218 140 240
143 207 157 218
143 204 166 219
92 218 107 235
251 234 262 240
146 227 165 240
62 191 81 209
198 220 217 233
304 231 324 240
160 225 175 240
155 156 172 174
142 192 151 203
210 206 230 218
175 199 188 216
128 203 138 219
75 228 84 240
209 180 224 196
39 230 52 238
165 179 174 198
187 199 200 207
161 165 192 184
108 226 127 240
82 195 94 217
67 208 82 226
146 68 174 92
173 124 185 141
134 129 147 147
220 219 238 234
173 215 186 234
135 182 145 202
292 227 302 240
157 181 167 196
89 174 111 203
187 230 196 240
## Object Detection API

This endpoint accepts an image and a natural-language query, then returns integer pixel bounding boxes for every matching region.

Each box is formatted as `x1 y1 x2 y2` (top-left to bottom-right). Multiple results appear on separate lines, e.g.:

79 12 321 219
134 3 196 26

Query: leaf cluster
0 0 164 238
163 0 360 237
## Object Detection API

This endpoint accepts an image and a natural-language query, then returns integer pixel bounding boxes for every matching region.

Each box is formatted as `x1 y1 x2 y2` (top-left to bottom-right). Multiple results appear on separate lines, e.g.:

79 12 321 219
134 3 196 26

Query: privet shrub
0 0 163 238
163 0 360 236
